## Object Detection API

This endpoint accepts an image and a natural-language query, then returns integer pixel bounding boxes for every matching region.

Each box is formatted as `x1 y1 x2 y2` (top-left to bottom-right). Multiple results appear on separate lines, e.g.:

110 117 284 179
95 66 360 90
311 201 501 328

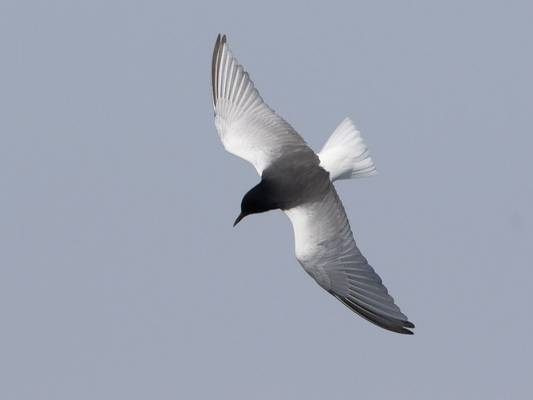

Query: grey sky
1 1 532 398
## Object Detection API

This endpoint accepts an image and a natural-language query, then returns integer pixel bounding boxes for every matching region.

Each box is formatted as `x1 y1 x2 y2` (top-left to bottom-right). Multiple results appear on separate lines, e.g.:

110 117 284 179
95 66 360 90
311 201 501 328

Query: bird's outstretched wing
285 186 414 334
212 34 312 175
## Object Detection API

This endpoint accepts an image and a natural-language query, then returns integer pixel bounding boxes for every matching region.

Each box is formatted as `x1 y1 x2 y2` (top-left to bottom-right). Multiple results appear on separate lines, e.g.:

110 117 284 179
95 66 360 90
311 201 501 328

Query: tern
212 34 414 334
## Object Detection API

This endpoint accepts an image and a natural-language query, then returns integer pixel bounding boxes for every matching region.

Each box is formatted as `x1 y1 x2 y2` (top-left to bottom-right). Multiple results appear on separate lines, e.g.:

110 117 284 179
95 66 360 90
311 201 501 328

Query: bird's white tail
318 117 377 181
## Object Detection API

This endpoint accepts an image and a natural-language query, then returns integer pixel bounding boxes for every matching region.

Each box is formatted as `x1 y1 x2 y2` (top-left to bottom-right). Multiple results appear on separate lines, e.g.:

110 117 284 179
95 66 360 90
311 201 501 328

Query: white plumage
213 40 309 176
319 117 377 181
212 35 414 334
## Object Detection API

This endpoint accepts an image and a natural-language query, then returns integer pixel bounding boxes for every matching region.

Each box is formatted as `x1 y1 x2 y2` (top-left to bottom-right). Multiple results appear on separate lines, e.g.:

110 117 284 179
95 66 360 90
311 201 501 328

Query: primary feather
212 35 310 175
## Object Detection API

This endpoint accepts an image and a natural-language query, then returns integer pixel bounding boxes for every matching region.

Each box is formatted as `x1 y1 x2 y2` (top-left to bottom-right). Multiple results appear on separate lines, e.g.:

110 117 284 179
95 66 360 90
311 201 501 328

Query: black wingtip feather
212 34 229 108
403 320 415 329
333 294 415 335
211 34 222 107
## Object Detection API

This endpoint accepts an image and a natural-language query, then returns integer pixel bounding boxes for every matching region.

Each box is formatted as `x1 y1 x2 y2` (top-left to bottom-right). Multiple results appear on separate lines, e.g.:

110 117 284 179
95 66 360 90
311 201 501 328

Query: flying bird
211 34 414 334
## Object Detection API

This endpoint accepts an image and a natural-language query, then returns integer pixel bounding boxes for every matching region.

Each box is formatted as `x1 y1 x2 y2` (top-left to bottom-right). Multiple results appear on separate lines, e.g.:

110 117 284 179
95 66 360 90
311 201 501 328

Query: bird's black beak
233 212 246 227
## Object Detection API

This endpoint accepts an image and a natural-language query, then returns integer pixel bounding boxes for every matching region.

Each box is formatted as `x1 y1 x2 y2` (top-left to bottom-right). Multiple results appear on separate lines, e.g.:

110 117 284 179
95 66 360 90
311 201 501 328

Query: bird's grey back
262 148 331 210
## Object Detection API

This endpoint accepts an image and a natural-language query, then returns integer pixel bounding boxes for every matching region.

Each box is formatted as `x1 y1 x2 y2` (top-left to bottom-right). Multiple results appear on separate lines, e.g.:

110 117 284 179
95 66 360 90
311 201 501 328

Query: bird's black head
233 180 279 227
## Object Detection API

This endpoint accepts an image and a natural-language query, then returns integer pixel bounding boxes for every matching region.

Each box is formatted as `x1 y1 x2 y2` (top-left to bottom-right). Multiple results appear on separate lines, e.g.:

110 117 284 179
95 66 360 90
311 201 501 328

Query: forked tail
318 117 377 181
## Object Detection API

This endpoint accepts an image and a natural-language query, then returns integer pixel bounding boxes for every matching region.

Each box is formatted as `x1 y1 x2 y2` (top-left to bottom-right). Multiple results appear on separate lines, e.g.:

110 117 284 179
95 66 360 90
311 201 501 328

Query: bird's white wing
212 34 310 175
285 186 414 334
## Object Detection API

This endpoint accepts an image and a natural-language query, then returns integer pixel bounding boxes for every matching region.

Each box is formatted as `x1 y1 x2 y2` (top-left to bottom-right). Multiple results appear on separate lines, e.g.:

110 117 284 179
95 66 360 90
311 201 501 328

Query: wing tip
212 34 228 107
215 33 227 46
333 293 415 335
403 320 415 329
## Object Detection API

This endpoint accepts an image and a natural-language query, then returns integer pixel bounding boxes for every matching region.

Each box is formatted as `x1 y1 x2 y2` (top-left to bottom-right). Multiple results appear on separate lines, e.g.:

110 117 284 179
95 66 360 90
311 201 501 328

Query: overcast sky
1 1 532 399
